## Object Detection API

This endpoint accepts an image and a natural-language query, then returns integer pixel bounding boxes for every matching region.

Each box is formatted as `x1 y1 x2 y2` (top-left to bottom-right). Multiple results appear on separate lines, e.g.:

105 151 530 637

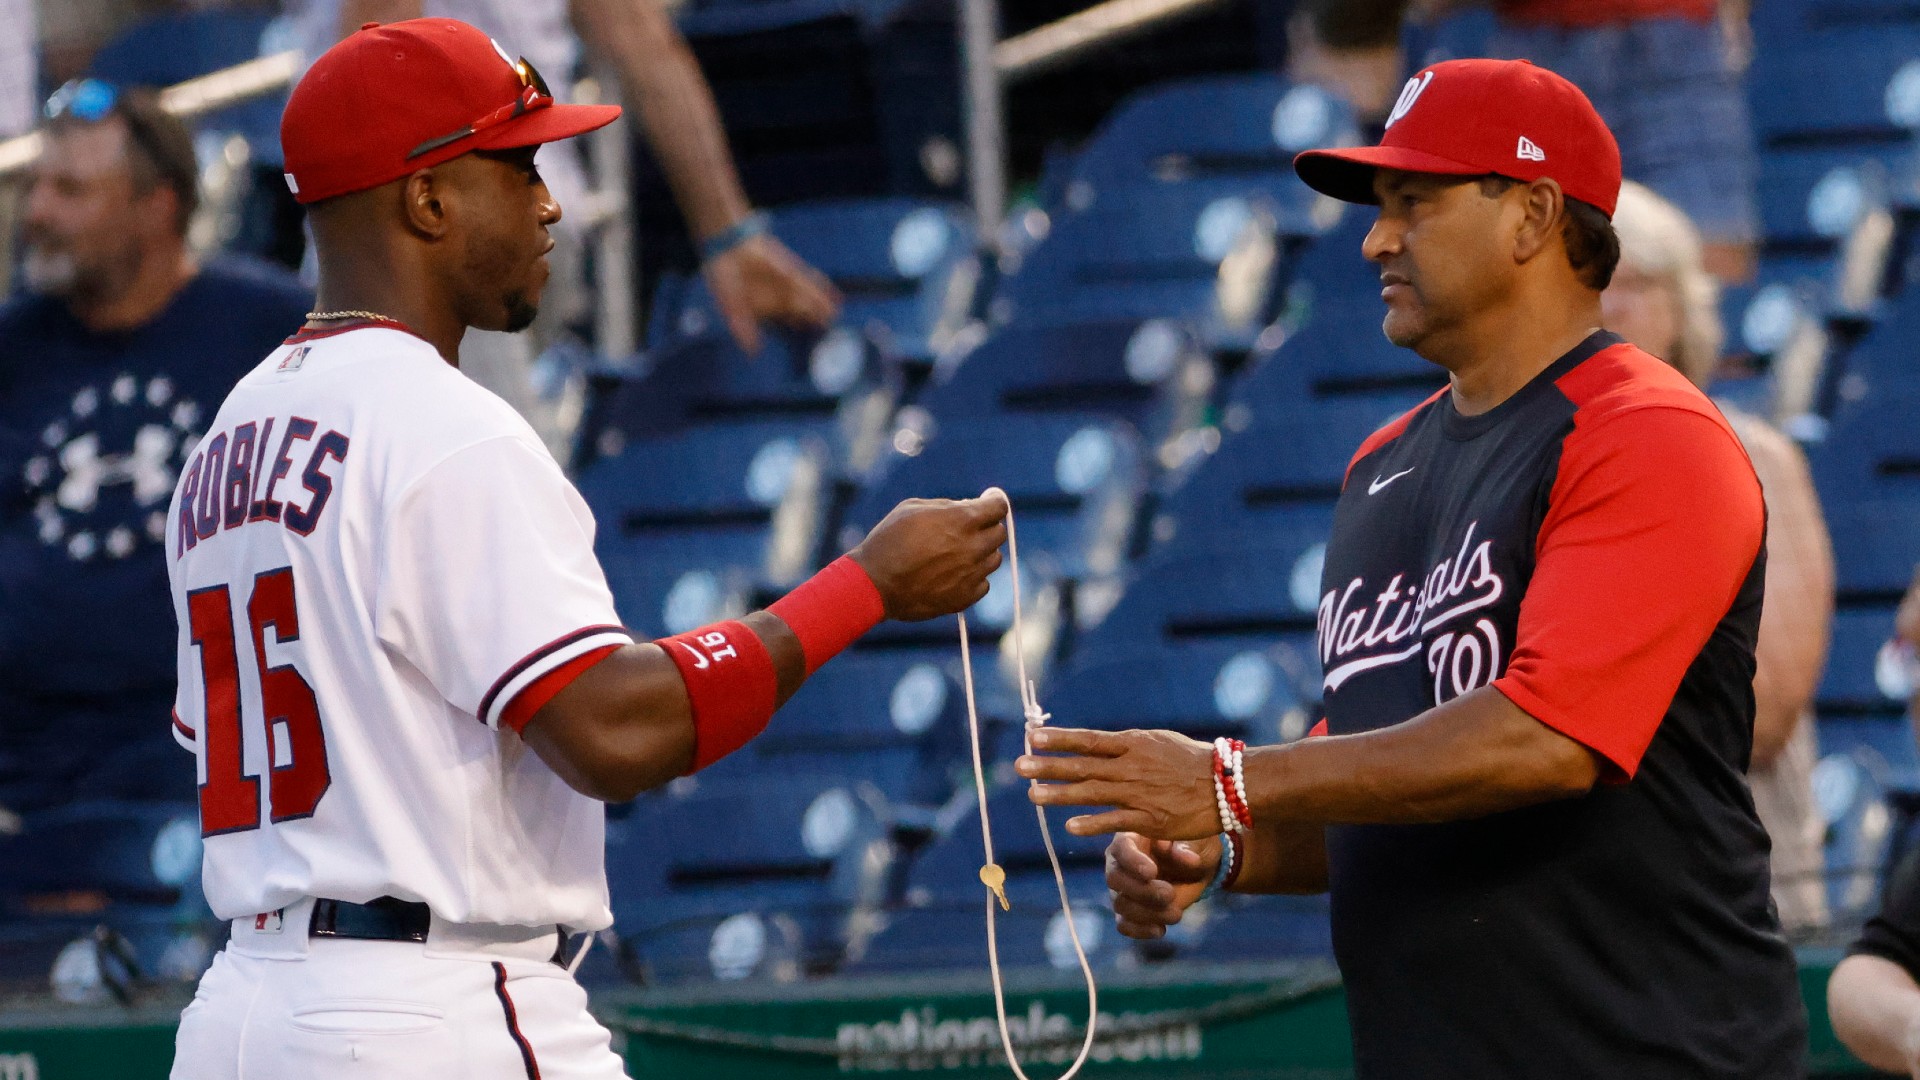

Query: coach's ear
1512 177 1564 267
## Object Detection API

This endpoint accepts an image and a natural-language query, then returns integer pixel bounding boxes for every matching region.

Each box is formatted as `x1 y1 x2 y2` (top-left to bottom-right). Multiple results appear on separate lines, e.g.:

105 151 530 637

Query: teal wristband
1199 834 1234 900
700 211 770 263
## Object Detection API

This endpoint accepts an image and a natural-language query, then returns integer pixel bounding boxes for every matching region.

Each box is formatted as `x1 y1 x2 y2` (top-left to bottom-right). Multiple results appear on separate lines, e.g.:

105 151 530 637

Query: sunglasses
406 56 553 160
45 78 120 123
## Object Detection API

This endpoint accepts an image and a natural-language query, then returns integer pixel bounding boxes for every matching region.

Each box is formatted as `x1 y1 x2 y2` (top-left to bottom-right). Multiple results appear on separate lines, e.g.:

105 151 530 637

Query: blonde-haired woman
1604 179 1835 935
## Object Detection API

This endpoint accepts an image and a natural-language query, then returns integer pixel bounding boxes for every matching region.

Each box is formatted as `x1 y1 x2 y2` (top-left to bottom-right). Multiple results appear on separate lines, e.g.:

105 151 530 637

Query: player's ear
1511 178 1563 266
401 168 451 240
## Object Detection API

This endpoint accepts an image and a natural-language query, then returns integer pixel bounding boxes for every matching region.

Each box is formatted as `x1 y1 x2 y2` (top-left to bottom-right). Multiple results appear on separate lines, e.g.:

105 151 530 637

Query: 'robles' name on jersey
174 414 350 554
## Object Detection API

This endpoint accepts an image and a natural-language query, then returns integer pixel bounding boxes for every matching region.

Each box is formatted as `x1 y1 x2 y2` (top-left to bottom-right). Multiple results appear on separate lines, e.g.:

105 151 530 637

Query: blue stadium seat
88 11 285 160
605 778 892 981
1808 394 1920 512
1824 500 1920 599
576 424 832 636
843 415 1147 580
1819 606 1907 713
650 199 979 363
1758 148 1899 252
1090 519 1331 646
728 653 974 808
916 318 1215 445
1159 892 1333 962
997 183 1293 350
846 784 1116 973
0 801 212 995
1748 25 1920 145
1066 75 1358 220
1045 638 1320 746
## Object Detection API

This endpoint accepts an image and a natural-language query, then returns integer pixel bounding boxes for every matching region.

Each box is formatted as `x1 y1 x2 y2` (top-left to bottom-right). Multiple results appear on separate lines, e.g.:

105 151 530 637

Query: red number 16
186 567 331 836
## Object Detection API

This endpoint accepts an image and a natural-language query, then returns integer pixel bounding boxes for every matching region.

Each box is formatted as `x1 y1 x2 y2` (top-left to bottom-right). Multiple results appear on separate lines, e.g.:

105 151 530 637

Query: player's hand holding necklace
1016 727 1223 840
847 495 1009 621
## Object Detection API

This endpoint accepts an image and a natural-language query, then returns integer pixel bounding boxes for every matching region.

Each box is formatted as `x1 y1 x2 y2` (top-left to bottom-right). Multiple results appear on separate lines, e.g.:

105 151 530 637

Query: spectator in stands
1603 179 1832 934
1481 0 1760 281
0 83 310 814
1828 846 1920 1074
0 0 38 296
290 1 842 445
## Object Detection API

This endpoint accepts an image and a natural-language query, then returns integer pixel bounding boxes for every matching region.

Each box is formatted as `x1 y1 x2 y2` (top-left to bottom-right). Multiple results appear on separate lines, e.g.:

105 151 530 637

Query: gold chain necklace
304 309 399 322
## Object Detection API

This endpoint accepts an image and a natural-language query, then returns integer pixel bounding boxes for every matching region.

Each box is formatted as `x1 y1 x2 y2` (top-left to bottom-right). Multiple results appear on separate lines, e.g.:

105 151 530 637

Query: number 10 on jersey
186 567 331 836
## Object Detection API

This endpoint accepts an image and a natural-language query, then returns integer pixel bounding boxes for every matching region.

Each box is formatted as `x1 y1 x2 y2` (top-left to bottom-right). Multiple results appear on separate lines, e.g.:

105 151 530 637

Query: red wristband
661 620 779 773
768 555 887 675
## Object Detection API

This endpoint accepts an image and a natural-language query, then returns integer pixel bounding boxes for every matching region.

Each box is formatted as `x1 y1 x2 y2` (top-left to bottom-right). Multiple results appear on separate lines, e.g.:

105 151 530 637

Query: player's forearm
1228 820 1330 895
571 0 753 239
1828 954 1920 1074
521 615 799 802
1244 686 1600 826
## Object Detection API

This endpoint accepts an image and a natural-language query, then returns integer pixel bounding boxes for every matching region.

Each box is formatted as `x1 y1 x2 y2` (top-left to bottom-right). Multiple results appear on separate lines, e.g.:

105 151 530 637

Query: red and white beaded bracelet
1212 737 1253 834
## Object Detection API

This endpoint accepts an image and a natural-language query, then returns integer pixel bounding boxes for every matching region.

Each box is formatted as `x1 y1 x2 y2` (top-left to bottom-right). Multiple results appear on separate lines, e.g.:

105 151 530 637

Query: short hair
1609 179 1724 387
1476 174 1621 292
46 88 201 236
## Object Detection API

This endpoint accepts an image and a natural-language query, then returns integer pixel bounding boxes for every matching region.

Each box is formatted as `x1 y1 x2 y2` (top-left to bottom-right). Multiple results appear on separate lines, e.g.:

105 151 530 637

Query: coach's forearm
1228 820 1330 895
1829 954 1920 1074
1244 686 1601 826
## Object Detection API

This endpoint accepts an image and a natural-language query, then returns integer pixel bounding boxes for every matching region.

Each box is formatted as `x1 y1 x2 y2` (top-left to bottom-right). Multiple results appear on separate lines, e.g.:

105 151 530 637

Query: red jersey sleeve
1490 405 1763 779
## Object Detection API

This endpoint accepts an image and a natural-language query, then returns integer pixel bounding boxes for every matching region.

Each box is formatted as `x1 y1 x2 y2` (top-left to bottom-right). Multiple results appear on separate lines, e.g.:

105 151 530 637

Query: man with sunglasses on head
166 20 1005 1079
0 83 310 823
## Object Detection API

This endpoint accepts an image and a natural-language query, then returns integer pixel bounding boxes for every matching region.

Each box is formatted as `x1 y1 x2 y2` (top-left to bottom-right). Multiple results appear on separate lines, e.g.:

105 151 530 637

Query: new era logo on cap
1291 58 1622 218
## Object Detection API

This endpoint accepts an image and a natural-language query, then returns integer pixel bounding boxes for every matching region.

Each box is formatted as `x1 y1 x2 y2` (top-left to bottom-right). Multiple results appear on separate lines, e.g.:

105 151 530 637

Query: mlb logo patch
278 346 310 373
254 909 284 934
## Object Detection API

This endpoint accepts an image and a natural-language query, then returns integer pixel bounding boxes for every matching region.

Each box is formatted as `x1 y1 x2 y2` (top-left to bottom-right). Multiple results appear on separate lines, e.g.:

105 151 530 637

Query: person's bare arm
1829 953 1920 1076
1021 686 1600 841
568 0 839 352
524 495 1007 801
1742 422 1834 768
338 0 422 38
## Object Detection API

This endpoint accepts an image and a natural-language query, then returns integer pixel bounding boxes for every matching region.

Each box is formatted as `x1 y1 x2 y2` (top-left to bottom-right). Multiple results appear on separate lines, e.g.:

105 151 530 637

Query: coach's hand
850 490 1008 622
1018 727 1219 840
1107 833 1215 940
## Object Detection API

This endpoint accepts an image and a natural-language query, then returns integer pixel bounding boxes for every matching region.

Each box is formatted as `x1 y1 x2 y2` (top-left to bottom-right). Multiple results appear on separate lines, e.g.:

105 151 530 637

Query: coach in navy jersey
1015 58 1806 1079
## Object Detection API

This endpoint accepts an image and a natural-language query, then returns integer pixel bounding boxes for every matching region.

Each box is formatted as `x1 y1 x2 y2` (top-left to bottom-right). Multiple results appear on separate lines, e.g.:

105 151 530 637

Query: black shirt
1852 845 1920 975
1318 332 1806 1079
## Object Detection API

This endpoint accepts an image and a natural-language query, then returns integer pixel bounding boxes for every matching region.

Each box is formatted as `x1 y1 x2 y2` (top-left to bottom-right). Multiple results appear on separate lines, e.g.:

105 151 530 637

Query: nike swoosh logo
1368 468 1415 495
674 641 710 670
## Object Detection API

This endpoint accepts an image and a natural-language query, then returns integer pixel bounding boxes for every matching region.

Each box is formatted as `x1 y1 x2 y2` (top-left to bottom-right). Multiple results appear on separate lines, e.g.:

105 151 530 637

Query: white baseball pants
169 900 629 1080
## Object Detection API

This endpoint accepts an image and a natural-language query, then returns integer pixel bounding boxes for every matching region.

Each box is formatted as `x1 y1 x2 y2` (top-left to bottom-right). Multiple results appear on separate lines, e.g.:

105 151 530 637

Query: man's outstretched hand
849 490 1009 622
1017 727 1219 840
1107 833 1217 940
705 234 842 356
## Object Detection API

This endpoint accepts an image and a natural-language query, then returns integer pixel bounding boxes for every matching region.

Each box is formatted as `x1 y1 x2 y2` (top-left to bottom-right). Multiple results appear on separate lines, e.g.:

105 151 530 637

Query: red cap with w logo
1293 58 1622 217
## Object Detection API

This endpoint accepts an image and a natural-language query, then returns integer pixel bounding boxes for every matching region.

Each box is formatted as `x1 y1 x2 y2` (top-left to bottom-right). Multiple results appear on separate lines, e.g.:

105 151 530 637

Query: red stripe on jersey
1491 343 1764 779
499 644 621 734
1342 387 1448 489
1307 718 1329 738
478 625 631 727
172 709 196 738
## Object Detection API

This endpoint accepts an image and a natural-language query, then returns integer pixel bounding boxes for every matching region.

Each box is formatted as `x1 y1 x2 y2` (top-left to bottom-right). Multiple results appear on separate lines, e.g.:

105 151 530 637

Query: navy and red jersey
1318 331 1805 1079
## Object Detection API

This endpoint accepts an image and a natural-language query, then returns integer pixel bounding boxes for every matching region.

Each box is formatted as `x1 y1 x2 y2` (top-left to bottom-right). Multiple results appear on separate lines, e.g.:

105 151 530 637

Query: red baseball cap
1294 58 1622 217
281 18 621 205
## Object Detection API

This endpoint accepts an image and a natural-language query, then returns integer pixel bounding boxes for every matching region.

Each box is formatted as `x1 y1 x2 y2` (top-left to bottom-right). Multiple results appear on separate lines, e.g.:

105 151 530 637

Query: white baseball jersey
165 323 632 931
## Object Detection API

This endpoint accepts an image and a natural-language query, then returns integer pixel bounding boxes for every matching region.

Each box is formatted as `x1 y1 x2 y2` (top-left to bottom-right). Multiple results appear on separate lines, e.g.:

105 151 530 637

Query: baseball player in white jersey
164 19 1007 1079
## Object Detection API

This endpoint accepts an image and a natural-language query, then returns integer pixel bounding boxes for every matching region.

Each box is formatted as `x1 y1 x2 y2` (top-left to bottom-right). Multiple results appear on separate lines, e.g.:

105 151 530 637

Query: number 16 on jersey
186 566 331 836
